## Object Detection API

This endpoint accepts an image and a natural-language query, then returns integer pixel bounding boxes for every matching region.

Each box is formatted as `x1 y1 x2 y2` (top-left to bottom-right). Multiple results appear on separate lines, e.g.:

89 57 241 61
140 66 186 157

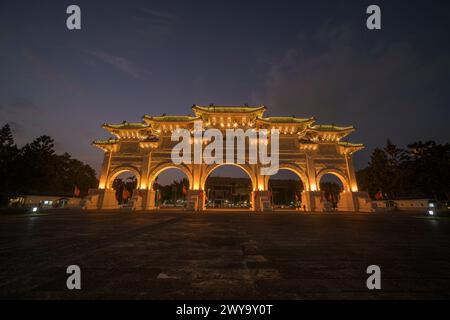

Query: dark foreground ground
1 209 450 299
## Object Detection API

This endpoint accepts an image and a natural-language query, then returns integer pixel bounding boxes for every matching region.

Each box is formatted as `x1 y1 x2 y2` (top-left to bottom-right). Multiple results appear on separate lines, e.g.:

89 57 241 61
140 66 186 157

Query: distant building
205 177 252 208
204 176 302 208
373 199 436 212
9 195 82 209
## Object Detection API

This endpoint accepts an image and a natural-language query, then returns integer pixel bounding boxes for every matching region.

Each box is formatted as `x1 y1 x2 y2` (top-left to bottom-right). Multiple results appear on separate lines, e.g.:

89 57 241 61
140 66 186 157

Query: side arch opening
149 165 192 208
108 167 140 207
317 169 349 210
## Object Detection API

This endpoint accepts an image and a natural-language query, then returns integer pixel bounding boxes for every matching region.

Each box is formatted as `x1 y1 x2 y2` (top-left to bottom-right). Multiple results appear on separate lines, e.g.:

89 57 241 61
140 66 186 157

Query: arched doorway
109 170 139 208
317 169 349 211
268 169 305 210
150 167 190 208
202 164 255 209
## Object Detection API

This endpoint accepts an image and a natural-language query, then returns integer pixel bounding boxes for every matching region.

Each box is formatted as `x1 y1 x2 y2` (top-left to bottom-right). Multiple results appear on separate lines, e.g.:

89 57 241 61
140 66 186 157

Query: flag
73 185 80 197
182 184 187 195
375 191 383 200
122 188 130 201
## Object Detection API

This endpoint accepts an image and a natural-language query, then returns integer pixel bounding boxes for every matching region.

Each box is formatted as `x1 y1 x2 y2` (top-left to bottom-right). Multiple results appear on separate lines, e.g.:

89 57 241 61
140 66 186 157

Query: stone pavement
1 210 449 299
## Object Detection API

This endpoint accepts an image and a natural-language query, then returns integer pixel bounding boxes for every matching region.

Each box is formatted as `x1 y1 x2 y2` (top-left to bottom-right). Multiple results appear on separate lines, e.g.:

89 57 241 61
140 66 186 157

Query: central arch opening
268 169 305 210
152 168 189 208
204 165 253 209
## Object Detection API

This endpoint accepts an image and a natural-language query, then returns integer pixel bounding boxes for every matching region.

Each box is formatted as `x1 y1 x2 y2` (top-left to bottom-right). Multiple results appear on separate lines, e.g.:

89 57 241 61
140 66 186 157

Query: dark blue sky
1 0 449 174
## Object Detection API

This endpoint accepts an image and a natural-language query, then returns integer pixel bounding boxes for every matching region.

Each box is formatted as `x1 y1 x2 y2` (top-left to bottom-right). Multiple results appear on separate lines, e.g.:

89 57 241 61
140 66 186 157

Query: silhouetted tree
320 181 342 208
357 139 450 201
153 178 189 203
112 176 137 204
0 124 98 205
404 141 450 200
0 125 19 204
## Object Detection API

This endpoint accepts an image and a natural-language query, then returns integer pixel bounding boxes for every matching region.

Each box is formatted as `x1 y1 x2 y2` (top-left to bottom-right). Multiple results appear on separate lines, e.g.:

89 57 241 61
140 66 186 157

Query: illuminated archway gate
84 105 373 212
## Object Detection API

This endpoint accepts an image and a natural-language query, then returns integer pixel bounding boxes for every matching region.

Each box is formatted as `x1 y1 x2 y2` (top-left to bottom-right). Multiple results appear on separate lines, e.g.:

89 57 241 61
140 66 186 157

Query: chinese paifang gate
84 105 373 212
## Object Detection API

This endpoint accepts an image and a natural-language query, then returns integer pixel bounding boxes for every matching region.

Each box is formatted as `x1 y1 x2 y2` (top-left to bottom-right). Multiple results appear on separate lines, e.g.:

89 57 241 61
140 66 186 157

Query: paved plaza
1 210 449 299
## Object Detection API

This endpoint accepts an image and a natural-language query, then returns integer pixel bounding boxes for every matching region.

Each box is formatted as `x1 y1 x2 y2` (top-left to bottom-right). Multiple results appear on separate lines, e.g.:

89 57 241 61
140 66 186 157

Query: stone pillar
186 190 203 211
98 189 118 209
344 153 358 192
305 154 318 191
98 151 112 189
301 191 312 211
301 191 324 212
191 164 202 191
139 152 152 190
253 190 272 212
337 191 357 212
141 189 156 210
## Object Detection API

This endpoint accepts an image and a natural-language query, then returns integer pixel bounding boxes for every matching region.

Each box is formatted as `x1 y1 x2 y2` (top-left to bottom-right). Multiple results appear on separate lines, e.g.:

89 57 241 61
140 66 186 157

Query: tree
358 147 391 198
357 139 450 201
320 181 342 208
16 135 57 195
0 124 19 204
112 176 137 204
405 141 450 200
0 125 98 205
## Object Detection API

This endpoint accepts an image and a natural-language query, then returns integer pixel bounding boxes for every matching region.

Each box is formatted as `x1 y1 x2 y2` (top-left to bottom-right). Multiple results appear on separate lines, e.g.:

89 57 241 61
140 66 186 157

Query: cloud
22 48 60 81
0 97 39 116
83 49 149 79
253 23 450 167
257 23 450 141
21 48 85 94
0 98 42 143
10 97 39 111
141 8 176 22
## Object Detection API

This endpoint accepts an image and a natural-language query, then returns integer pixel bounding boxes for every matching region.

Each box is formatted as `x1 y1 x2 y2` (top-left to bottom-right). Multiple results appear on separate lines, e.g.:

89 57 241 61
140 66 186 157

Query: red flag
375 191 383 200
182 185 187 195
122 188 130 200
73 185 80 197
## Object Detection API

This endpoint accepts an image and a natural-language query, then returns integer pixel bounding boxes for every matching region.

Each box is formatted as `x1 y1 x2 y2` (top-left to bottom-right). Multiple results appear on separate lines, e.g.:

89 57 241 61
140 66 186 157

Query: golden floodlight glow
92 105 368 212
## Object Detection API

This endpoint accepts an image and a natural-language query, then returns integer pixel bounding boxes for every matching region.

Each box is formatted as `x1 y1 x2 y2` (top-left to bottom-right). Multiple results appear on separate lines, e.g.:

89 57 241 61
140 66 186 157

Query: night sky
1 0 449 176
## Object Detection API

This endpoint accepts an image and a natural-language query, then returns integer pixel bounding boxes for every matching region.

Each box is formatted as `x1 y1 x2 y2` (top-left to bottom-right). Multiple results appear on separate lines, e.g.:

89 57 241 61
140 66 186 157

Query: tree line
0 124 98 205
356 140 450 201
